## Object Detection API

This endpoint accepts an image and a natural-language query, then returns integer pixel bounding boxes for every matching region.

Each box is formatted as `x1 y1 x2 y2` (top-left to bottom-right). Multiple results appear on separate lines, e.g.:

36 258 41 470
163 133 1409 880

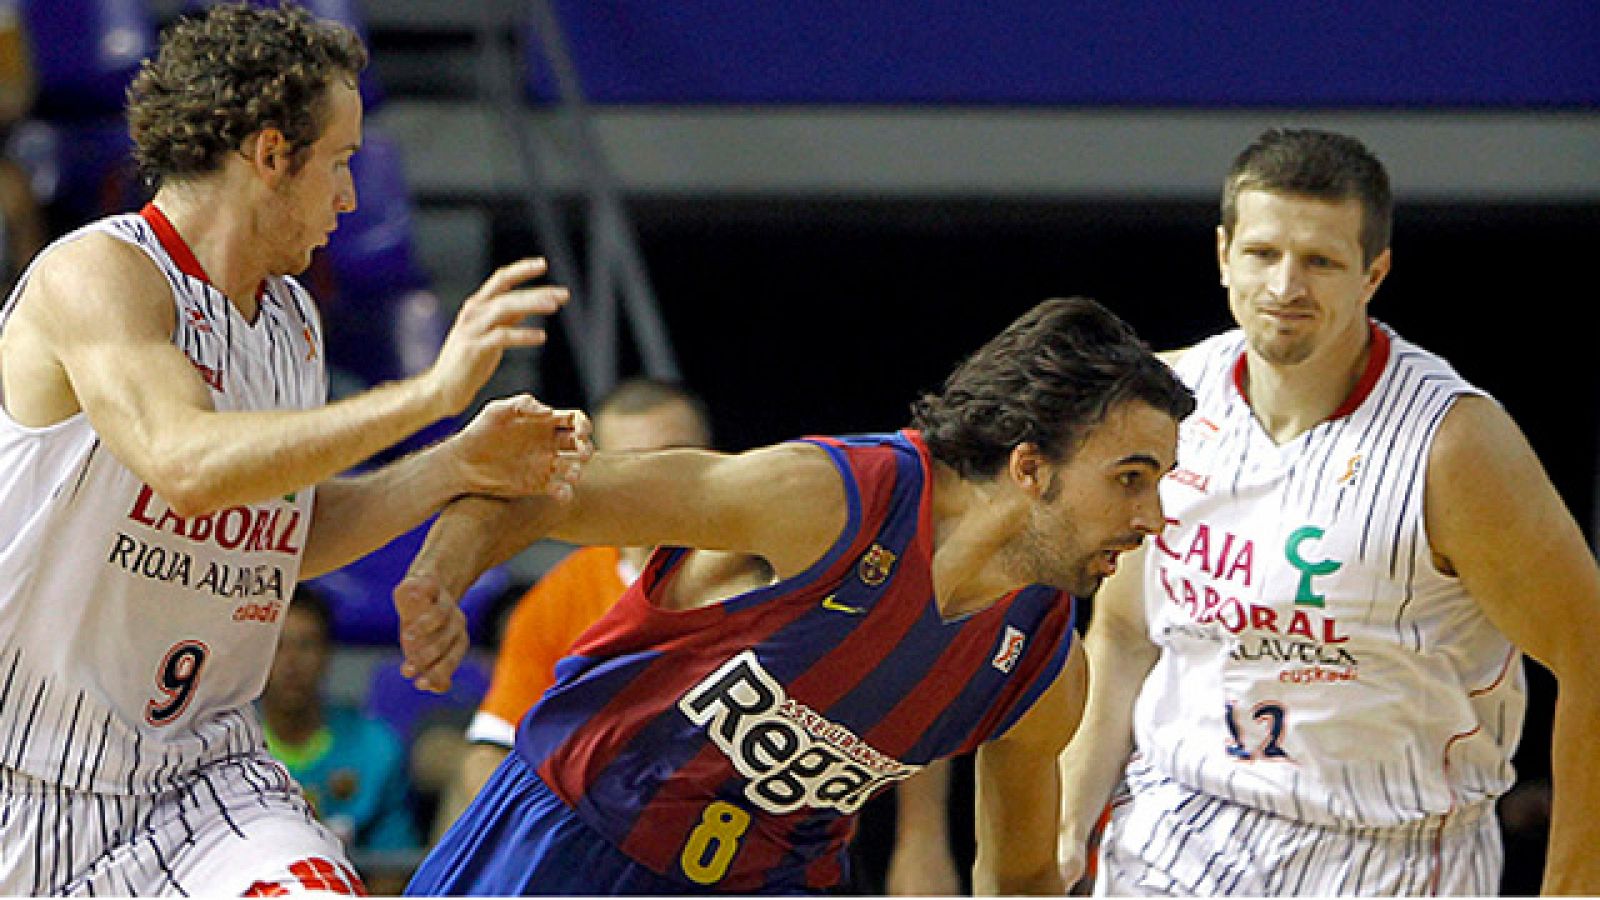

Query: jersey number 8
680 800 752 885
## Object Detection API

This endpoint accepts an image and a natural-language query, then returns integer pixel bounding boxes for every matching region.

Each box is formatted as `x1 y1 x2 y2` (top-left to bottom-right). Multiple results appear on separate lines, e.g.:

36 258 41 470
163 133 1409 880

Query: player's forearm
412 494 564 597
1058 635 1152 848
973 742 1064 896
894 759 953 846
1540 687 1600 894
298 439 475 579
886 761 958 895
144 375 452 517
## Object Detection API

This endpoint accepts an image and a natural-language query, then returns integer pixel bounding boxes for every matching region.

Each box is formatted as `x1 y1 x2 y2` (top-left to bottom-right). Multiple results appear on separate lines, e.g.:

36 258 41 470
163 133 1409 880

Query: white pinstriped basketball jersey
1133 322 1525 829
0 208 325 795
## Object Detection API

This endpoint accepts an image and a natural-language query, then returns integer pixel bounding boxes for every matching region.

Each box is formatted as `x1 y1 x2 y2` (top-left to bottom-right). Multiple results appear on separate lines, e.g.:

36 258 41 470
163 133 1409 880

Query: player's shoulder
739 438 846 485
1430 394 1525 474
19 229 172 331
32 227 166 299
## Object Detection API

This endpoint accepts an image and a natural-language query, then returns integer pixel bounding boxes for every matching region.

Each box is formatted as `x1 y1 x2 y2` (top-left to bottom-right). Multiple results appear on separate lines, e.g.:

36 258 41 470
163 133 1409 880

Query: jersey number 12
1224 700 1290 761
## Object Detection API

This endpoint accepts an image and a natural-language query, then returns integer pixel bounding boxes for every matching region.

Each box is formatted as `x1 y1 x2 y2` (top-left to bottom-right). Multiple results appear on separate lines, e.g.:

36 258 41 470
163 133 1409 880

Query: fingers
392 573 440 625
474 286 569 319
480 392 555 423
471 258 549 301
407 612 469 694
491 326 551 350
553 410 595 459
546 455 584 503
461 287 568 347
394 574 469 693
429 258 573 414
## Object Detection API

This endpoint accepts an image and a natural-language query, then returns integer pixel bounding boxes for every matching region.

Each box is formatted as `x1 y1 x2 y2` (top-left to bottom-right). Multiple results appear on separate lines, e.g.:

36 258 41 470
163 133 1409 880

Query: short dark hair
911 296 1193 480
1222 128 1393 267
596 378 713 446
126 1 367 188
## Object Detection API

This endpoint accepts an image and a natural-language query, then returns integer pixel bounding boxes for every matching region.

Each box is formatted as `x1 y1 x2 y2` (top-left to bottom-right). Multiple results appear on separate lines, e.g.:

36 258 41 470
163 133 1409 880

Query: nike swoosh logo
821 595 865 615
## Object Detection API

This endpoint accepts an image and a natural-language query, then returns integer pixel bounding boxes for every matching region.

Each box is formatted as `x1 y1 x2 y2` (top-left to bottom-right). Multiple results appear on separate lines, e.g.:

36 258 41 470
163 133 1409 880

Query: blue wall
528 1 1600 107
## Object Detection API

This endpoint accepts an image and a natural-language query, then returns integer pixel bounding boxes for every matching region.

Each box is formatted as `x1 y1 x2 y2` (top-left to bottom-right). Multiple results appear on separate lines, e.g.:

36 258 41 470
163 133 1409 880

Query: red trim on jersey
140 203 212 283
1429 725 1481 896
1467 646 1519 698
140 202 268 302
1231 320 1392 421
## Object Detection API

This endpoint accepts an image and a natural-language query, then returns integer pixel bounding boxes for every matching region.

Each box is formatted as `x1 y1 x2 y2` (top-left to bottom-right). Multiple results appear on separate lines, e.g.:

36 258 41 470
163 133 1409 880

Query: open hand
427 259 568 416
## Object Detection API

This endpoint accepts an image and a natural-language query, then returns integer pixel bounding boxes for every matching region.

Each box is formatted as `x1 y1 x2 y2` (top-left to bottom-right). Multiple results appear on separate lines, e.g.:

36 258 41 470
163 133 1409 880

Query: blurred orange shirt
468 546 634 746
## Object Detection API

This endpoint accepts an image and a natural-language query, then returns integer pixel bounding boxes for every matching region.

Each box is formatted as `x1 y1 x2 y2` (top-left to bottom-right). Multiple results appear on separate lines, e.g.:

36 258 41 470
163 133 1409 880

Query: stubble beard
1009 508 1100 598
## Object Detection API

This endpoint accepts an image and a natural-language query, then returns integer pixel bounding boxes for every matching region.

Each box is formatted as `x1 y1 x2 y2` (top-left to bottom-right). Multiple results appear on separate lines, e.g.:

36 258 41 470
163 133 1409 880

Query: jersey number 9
145 640 210 727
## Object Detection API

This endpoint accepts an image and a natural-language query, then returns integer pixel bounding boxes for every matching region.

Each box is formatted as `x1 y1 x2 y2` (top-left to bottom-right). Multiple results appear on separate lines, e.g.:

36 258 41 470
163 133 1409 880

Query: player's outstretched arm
299 396 592 579
972 640 1087 895
1056 543 1159 887
395 441 848 692
1424 397 1600 895
13 238 564 516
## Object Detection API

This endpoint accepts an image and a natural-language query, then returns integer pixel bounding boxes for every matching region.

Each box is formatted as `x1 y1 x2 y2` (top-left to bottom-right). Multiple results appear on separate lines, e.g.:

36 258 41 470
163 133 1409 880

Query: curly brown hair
126 2 367 188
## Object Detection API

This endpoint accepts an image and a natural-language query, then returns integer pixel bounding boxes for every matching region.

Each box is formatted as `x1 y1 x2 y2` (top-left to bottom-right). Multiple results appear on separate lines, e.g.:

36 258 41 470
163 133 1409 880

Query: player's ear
1006 442 1050 498
1362 247 1392 302
1216 225 1232 287
246 127 293 186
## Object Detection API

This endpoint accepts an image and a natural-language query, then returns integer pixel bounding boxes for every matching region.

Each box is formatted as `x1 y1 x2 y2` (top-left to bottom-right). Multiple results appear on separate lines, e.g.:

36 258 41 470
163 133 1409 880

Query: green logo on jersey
1284 526 1341 608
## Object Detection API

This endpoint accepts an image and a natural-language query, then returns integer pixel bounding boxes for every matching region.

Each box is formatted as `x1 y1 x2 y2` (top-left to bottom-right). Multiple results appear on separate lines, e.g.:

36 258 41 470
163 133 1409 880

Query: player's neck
150 183 267 320
1241 326 1373 444
928 462 1028 620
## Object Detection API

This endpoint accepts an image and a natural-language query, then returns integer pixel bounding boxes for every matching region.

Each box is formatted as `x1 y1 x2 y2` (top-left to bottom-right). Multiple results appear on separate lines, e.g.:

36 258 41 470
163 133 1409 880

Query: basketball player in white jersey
1058 129 1600 895
0 4 589 895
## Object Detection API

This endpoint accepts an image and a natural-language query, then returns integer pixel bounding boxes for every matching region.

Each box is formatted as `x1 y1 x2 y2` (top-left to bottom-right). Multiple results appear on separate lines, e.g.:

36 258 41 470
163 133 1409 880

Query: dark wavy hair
1222 128 1393 267
911 297 1193 480
126 2 367 188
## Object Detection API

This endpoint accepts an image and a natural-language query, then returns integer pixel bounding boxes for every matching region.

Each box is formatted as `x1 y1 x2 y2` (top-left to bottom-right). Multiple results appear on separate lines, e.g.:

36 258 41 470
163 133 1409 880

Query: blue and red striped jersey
512 430 1076 892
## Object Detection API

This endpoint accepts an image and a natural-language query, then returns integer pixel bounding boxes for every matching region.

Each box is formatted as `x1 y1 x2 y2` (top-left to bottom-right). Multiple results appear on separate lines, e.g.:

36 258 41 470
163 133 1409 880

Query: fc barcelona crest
858 544 897 587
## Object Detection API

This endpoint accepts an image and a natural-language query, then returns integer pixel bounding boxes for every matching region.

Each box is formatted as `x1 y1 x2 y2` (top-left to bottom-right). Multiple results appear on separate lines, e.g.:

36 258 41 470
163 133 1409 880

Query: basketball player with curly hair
0 3 589 894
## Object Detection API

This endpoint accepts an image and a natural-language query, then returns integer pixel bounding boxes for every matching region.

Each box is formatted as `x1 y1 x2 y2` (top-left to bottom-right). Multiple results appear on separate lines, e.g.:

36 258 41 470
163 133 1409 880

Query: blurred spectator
0 0 44 292
262 586 421 892
431 378 713 840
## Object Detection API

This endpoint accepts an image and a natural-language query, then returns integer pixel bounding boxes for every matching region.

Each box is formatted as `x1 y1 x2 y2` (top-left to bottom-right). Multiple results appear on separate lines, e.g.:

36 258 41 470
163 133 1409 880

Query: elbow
139 460 230 519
